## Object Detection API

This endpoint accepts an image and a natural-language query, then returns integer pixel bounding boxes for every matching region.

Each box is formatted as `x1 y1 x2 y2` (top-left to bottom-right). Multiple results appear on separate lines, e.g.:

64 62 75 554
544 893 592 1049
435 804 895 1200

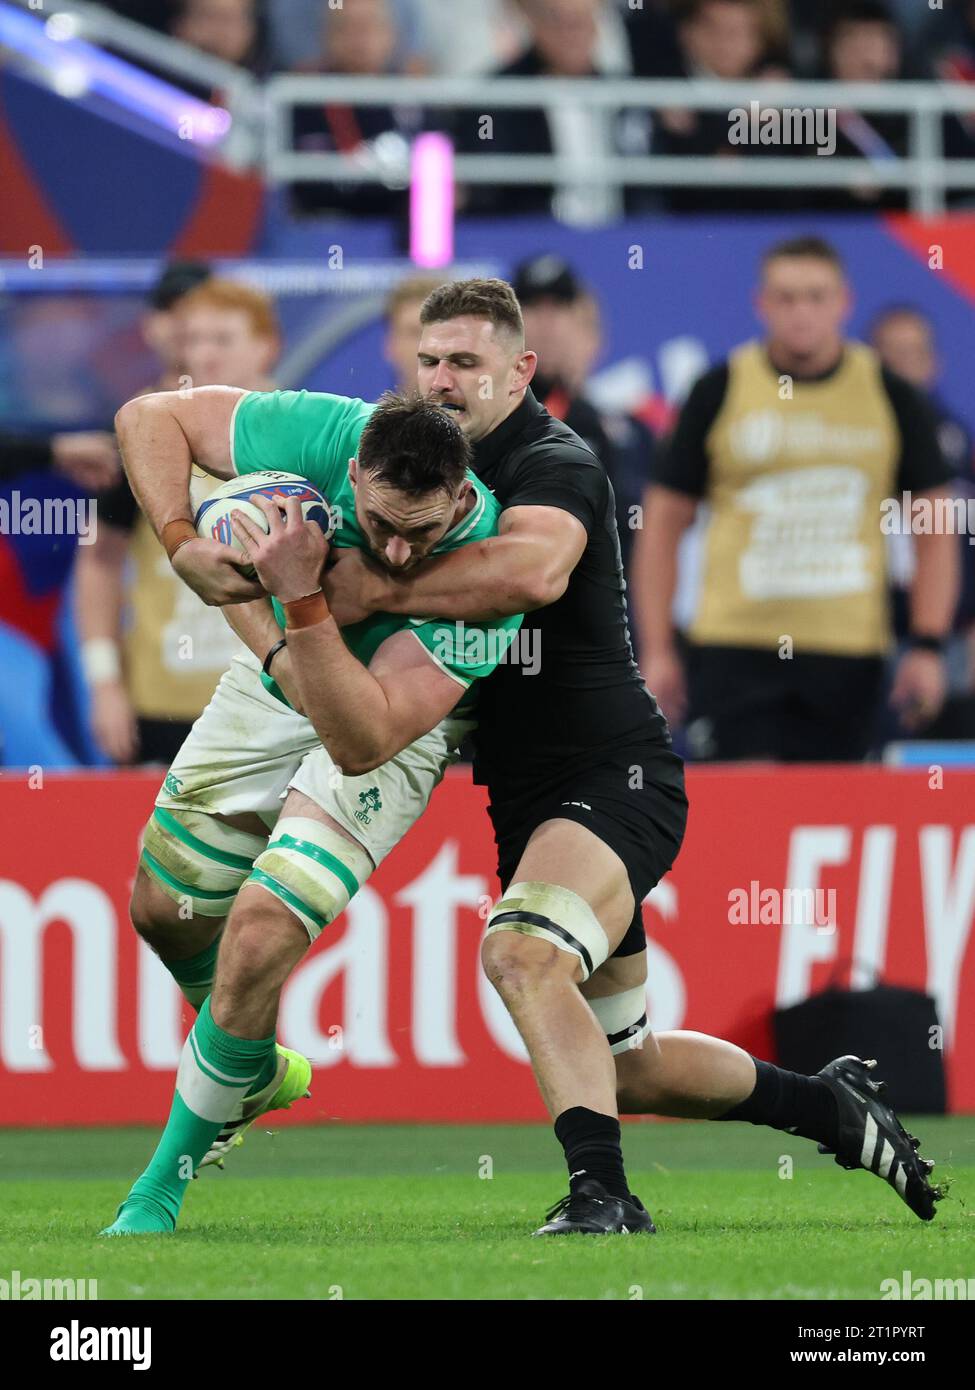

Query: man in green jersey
100 388 521 1235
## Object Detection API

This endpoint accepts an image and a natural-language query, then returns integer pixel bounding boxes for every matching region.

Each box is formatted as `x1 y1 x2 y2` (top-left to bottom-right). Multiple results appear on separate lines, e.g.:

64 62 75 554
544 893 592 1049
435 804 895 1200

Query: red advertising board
1 765 973 1123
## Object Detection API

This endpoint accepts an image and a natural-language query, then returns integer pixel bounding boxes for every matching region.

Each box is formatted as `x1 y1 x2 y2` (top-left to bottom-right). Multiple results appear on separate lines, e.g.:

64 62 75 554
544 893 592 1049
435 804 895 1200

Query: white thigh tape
587 985 651 1055
141 807 267 917
248 816 374 941
484 880 610 982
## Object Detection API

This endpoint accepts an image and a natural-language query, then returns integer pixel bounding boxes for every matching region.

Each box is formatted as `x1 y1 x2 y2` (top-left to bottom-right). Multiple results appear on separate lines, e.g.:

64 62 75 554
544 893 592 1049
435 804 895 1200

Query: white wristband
80 638 122 685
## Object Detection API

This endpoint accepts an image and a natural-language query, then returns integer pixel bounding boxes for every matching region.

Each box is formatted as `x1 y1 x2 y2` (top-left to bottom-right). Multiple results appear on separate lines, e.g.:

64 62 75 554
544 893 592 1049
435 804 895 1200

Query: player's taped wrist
162 518 197 562
282 590 330 630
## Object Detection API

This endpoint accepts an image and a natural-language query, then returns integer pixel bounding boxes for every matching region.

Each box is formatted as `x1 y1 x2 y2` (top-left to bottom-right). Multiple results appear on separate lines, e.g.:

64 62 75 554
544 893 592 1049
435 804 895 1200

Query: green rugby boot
196 1044 312 1172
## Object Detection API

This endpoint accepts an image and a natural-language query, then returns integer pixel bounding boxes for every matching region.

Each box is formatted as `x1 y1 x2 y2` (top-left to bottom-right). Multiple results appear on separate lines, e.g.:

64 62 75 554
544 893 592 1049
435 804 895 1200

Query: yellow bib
123 511 244 721
691 341 898 656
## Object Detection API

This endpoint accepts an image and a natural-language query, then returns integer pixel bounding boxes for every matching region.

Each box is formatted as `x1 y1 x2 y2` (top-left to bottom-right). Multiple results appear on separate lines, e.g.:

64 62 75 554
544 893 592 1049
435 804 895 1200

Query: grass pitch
2 1119 973 1300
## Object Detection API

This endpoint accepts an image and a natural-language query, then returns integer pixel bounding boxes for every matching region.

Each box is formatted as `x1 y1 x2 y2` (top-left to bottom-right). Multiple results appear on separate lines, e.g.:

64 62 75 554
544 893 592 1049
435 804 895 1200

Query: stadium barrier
1 765 973 1124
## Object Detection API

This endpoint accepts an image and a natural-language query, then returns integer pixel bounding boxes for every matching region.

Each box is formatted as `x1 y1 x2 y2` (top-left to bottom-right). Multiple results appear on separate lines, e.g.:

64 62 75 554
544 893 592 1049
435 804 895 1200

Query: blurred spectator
809 1 909 210
513 254 614 468
141 260 213 391
512 254 655 580
569 290 658 588
169 0 262 70
270 0 431 73
290 0 424 223
870 304 975 732
105 0 266 101
653 0 796 212
919 0 975 77
674 0 789 76
822 0 903 80
453 0 652 223
624 0 685 77
0 432 119 492
793 0 928 70
414 0 534 75
383 274 446 389
633 236 958 762
918 0 975 158
869 306 973 478
75 276 279 767
0 428 120 767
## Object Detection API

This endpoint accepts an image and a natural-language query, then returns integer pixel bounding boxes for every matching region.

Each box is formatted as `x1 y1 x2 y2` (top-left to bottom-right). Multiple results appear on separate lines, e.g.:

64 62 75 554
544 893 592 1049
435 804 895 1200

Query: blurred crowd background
98 0 975 215
2 0 975 769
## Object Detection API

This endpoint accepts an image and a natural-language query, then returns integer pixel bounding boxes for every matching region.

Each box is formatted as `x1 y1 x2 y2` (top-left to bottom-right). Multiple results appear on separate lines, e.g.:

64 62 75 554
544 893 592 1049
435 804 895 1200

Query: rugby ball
194 471 335 579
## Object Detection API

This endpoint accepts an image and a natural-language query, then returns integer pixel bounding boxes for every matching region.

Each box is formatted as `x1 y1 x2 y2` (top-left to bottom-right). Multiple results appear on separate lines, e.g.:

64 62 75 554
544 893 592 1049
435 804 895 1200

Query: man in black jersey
324 279 943 1234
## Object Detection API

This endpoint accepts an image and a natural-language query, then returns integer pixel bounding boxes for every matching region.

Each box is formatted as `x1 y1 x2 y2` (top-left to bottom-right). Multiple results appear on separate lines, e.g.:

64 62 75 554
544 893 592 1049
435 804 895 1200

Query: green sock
122 998 276 1227
166 936 222 1011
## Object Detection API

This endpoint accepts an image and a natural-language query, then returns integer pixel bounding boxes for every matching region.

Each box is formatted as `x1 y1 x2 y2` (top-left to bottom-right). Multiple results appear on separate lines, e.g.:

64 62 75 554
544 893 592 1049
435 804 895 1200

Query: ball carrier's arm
233 497 465 771
114 386 264 606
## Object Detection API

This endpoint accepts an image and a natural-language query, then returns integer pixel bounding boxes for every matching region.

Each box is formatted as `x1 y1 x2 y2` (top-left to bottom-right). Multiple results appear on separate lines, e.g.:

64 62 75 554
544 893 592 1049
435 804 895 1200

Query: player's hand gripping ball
194 471 334 580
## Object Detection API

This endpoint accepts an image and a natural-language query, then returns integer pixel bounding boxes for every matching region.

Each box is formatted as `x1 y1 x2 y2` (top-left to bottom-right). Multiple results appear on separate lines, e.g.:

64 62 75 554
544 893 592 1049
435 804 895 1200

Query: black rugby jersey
469 389 669 789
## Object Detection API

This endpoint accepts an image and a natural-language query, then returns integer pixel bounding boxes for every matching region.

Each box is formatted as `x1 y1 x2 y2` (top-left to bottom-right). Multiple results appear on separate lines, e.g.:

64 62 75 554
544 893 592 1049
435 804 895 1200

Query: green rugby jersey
230 389 522 710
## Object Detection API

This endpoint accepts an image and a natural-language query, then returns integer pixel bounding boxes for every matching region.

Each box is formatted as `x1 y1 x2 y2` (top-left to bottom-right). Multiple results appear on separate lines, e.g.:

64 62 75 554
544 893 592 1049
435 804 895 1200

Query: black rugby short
488 743 688 961
685 643 886 762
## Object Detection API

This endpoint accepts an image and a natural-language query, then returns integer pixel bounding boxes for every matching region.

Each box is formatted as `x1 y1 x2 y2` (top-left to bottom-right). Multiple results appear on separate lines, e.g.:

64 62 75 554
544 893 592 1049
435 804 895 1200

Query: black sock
712 1058 839 1149
554 1106 629 1200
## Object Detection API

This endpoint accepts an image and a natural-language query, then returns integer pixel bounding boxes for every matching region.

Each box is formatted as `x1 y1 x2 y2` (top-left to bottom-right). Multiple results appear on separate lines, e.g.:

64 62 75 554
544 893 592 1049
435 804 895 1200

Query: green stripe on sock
266 832 360 899
195 996 276 1071
247 867 327 930
188 1028 253 1089
119 999 277 1229
153 807 256 871
141 848 238 901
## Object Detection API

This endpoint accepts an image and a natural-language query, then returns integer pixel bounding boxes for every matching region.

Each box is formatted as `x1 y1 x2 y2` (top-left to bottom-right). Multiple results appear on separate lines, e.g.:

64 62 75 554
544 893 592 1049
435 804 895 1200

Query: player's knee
129 868 181 950
482 880 610 989
481 930 567 1000
218 897 295 996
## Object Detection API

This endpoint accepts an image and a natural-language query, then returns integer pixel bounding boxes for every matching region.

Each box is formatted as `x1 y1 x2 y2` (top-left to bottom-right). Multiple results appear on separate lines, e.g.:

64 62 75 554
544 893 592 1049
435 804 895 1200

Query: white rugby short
155 648 473 867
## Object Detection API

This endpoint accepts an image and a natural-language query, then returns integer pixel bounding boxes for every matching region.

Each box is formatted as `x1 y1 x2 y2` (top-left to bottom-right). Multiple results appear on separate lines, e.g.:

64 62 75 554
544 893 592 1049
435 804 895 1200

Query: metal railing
9 0 975 219
266 74 975 218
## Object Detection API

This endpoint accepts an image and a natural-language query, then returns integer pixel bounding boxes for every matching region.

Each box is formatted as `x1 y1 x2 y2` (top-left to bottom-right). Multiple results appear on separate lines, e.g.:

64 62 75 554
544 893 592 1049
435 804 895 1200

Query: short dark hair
148 259 211 310
761 235 845 274
419 277 524 343
826 0 895 43
356 391 472 497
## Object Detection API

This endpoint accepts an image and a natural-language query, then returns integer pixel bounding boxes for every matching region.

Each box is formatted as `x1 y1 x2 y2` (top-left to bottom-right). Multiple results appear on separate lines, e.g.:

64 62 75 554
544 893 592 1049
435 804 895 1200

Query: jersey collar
436 483 486 549
472 388 545 478
764 344 847 384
